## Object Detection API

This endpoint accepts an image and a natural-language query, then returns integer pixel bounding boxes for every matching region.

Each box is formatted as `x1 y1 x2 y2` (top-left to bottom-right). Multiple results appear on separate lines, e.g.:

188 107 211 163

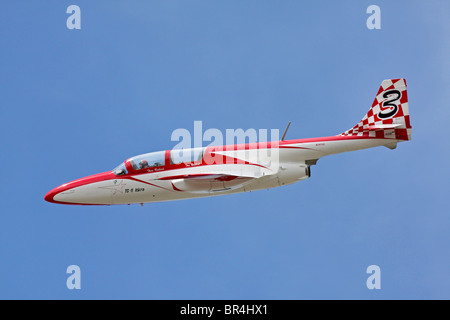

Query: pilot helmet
140 160 148 167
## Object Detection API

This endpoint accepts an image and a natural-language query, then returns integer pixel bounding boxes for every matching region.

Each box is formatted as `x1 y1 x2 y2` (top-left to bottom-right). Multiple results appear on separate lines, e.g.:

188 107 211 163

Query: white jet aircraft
45 79 411 205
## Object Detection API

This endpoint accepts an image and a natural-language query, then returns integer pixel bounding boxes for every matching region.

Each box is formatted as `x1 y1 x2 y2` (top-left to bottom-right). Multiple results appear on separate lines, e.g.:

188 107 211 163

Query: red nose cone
44 171 116 205
44 189 56 203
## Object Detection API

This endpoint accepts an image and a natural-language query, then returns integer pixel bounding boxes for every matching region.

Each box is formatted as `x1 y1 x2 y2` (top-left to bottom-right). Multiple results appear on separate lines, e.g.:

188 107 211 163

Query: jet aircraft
45 79 411 205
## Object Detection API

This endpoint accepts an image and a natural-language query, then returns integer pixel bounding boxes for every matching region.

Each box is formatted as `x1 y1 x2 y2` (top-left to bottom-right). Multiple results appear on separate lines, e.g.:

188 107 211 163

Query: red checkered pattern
340 78 412 141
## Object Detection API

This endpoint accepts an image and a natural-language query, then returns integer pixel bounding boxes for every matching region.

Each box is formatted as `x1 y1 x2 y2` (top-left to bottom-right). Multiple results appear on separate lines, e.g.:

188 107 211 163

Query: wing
159 173 255 193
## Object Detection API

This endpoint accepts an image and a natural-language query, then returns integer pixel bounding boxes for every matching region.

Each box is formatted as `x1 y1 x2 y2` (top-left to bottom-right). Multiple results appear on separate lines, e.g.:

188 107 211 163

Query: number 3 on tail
378 90 401 119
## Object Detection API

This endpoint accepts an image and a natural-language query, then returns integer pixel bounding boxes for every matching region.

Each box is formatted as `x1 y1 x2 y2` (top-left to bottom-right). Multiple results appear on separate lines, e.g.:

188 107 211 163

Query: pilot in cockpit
139 160 149 169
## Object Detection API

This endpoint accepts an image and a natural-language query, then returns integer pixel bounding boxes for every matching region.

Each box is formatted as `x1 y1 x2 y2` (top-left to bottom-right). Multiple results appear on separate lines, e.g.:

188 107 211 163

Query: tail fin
340 78 412 142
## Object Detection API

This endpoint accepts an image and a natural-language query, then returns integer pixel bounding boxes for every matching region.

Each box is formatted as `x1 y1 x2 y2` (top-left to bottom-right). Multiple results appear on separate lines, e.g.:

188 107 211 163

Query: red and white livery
45 79 412 205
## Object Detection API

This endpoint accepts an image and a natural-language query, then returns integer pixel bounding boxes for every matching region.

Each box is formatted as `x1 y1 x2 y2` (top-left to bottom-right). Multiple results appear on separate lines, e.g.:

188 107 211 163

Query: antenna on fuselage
281 121 291 141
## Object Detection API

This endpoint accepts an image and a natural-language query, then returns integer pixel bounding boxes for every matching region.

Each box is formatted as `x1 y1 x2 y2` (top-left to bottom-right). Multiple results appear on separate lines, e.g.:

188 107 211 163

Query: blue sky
0 1 449 299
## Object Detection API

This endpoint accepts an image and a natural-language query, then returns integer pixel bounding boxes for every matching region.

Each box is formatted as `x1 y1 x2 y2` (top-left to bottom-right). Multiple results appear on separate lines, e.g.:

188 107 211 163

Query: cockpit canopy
113 148 206 176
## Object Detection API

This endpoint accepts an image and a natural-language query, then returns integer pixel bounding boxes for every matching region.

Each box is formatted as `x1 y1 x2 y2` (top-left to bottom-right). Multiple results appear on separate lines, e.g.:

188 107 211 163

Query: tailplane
340 78 412 142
